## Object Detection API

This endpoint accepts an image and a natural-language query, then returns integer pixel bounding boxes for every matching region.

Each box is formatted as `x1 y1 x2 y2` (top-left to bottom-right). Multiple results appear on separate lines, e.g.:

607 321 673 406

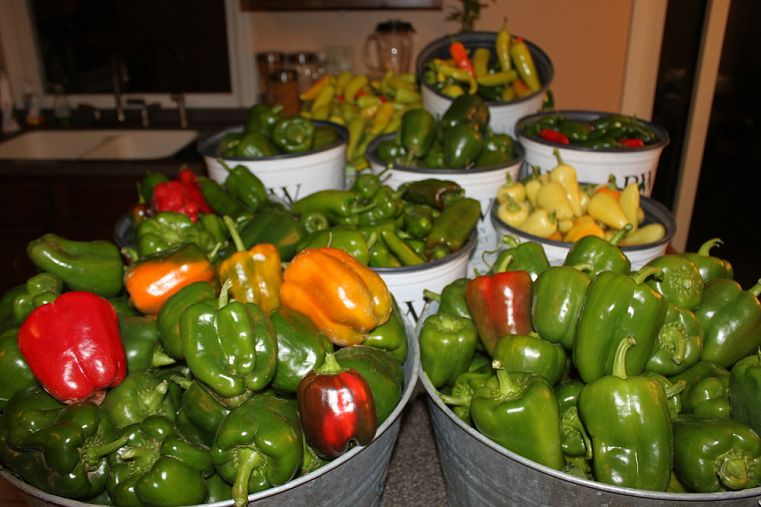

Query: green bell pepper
694 278 761 368
645 303 704 376
0 328 37 409
21 402 128 499
173 377 231 448
424 278 472 320
491 235 550 280
729 350 761 437
11 272 62 325
244 103 283 138
422 141 445 168
269 306 334 393
100 372 176 430
673 415 761 492
481 131 516 160
363 297 408 363
297 225 371 265
531 265 591 350
374 138 406 165
402 203 436 239
216 131 242 157
641 371 687 419
181 281 277 405
475 149 511 168
563 226 631 277
234 130 278 158
442 123 483 169
492 334 567 386
334 344 403 424
137 172 170 204
223 163 269 213
670 360 730 418
135 211 216 259
119 315 175 374
578 337 673 491
471 361 564 470
573 268 667 383
156 280 216 361
107 415 214 506
26 233 124 297
211 392 303 507
680 237 734 283
440 94 490 133
420 312 478 388
0 285 25 332
439 369 492 425
643 254 704 310
239 207 306 261
555 380 593 460
272 116 316 153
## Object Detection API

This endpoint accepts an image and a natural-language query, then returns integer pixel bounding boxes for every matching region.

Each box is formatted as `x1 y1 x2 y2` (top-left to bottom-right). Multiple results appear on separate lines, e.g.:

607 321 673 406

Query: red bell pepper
297 352 377 459
18 291 126 404
465 271 533 355
177 167 212 213
151 168 211 222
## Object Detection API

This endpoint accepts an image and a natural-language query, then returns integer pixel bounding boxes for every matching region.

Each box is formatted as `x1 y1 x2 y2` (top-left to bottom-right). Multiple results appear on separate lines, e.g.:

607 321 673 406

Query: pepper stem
493 254 513 274
658 323 687 366
697 237 723 257
491 360 523 399
223 215 247 253
553 147 565 166
316 352 345 376
608 223 633 245
232 448 265 507
171 375 193 390
663 379 687 399
748 279 761 298
439 392 470 407
631 266 662 285
717 450 751 490
151 348 176 368
501 234 520 249
219 279 233 308
142 380 169 414
84 435 129 467
423 289 441 302
612 337 636 380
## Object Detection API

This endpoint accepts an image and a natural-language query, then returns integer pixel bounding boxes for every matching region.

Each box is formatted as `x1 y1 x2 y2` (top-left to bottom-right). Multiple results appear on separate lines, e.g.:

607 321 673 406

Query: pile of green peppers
291 173 481 268
422 235 761 494
216 103 338 158
374 94 517 169
521 112 660 149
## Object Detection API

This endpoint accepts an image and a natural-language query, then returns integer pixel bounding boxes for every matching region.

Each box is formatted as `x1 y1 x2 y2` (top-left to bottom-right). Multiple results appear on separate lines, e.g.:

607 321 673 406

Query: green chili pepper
272 116 316 153
403 204 436 239
400 108 436 163
401 178 465 210
223 163 269 213
216 131 242 157
297 226 372 265
368 240 402 268
351 172 383 199
375 138 406 165
291 189 372 225
198 175 249 218
425 197 480 254
510 37 541 92
381 229 426 266
357 185 404 227
579 337 674 491
422 141 445 168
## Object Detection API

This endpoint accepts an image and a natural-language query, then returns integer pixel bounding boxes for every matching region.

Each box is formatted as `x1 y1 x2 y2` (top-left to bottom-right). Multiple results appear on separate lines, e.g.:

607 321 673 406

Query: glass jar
256 51 285 101
266 69 299 116
286 52 324 93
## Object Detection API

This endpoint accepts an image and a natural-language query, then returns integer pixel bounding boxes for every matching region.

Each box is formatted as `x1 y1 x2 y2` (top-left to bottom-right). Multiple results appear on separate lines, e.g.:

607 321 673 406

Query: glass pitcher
363 20 415 77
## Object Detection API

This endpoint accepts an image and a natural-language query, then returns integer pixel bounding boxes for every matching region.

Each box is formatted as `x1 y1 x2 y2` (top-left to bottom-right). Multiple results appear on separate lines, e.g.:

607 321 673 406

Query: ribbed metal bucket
417 301 761 506
1 314 419 507
367 135 522 275
199 120 348 205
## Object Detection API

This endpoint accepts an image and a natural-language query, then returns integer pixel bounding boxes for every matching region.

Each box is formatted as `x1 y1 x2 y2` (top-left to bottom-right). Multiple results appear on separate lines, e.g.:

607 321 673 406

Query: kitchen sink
0 129 199 160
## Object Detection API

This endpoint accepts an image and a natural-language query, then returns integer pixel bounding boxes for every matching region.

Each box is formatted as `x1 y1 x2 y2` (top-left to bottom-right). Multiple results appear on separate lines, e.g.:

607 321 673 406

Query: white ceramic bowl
416 32 554 137
489 196 676 270
516 110 669 197
199 120 348 205
366 134 523 275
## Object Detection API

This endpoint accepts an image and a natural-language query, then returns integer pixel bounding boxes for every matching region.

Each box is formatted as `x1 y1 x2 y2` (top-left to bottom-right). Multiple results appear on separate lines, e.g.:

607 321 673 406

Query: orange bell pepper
280 247 392 346
217 216 282 313
124 244 215 315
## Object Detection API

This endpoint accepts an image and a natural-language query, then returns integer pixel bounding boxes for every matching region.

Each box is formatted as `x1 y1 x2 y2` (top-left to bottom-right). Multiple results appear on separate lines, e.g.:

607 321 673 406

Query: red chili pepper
297 352 377 459
449 40 476 77
465 271 533 355
539 128 570 145
619 138 645 148
18 291 126 404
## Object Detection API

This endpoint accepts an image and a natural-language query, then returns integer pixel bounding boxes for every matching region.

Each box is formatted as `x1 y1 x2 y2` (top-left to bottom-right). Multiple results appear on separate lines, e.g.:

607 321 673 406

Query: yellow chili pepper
299 75 333 102
394 87 421 104
497 196 530 228
346 116 366 161
434 59 478 94
442 84 465 98
537 181 574 221
472 47 491 77
310 84 335 113
549 149 583 217
496 19 512 72
578 187 591 214
477 70 518 88
311 105 329 120
620 223 666 246
334 71 353 96
587 191 630 230
512 78 533 98
502 86 516 101
369 102 395 135
619 182 641 232
344 74 369 103
518 209 557 238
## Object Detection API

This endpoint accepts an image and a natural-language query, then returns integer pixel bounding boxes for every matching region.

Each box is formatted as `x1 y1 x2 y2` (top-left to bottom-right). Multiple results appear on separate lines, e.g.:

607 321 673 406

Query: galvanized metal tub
367 135 522 275
417 301 761 506
1 312 419 507
199 120 348 205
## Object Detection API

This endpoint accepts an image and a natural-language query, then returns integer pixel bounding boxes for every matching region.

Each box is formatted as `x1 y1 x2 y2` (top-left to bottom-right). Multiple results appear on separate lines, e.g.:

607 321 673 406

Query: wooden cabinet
241 0 441 10
1 175 142 288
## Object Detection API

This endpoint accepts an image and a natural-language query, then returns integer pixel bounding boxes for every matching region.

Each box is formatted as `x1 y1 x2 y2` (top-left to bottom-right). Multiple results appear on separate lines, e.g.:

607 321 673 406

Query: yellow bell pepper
619 182 641 232
563 215 606 243
587 191 630 230
496 174 527 204
497 196 530 228
620 223 666 246
537 181 574 221
518 209 557 238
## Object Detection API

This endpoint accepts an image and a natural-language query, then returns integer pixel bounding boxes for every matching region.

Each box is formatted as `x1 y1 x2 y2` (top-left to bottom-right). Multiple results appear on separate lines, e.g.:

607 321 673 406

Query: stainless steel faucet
112 58 126 123
171 93 188 128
